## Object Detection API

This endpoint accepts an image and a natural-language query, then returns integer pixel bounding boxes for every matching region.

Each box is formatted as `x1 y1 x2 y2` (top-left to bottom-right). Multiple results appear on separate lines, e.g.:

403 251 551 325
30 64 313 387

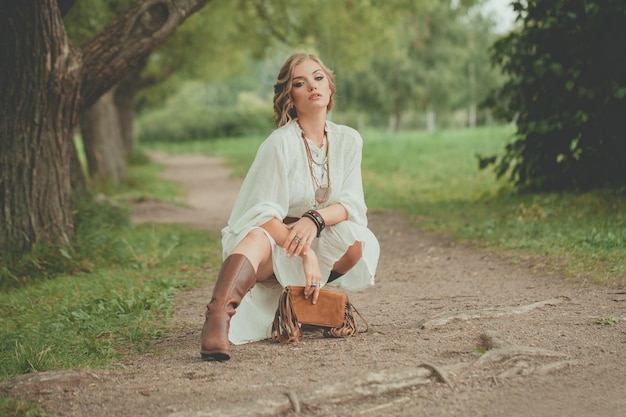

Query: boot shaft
207 253 257 313
201 254 256 361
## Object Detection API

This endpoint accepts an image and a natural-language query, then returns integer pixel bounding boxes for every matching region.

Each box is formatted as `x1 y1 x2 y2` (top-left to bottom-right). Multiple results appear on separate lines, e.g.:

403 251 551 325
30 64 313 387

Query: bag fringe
271 287 302 344
323 302 369 338
272 286 369 344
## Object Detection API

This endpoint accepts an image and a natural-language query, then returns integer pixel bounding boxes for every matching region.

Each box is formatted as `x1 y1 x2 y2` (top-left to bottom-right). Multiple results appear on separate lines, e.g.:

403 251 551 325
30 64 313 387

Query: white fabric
222 119 380 345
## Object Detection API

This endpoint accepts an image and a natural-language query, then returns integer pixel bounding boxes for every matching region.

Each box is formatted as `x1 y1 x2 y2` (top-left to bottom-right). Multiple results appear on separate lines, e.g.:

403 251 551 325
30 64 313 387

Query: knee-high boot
201 254 256 361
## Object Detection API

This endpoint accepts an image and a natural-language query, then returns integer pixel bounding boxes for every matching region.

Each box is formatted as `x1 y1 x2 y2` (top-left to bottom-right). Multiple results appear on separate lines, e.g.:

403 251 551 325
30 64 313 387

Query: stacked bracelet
303 210 325 238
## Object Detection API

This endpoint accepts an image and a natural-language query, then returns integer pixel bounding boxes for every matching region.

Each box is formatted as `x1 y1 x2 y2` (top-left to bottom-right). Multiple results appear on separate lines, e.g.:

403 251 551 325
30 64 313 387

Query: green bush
486 0 626 191
137 105 273 143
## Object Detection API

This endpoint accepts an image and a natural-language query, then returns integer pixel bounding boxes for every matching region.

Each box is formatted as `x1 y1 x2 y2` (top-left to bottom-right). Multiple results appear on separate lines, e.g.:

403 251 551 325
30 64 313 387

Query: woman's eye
315 76 324 81
293 82 304 88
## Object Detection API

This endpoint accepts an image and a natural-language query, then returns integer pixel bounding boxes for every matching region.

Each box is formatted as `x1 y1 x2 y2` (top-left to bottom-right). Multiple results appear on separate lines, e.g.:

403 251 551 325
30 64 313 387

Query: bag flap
287 286 347 328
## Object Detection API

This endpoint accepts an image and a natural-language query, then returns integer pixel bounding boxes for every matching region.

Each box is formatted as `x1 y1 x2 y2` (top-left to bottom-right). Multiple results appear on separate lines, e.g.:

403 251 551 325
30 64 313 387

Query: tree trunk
467 62 476 128
81 66 143 182
484 108 493 126
115 69 144 158
426 106 436 133
468 103 477 128
358 113 366 132
0 0 211 253
0 1 81 252
80 87 128 182
115 81 139 158
390 106 402 131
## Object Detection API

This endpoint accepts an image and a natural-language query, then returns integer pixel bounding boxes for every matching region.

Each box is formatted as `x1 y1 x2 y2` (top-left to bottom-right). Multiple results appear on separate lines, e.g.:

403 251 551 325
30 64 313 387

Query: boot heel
201 350 231 361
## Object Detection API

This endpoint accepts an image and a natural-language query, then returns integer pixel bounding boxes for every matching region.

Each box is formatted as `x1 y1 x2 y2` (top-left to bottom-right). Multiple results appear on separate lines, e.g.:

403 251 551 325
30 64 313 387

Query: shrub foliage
484 0 626 191
137 106 273 143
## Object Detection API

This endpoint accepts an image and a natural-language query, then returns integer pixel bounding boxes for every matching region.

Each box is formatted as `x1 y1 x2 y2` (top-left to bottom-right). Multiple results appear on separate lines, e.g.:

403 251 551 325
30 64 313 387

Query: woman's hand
301 249 321 304
283 216 318 257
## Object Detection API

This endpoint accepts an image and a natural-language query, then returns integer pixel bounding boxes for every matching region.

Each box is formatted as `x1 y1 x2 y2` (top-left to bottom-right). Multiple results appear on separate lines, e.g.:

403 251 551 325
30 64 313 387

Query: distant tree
463 10 504 127
484 0 626 191
412 3 469 131
64 0 250 182
63 0 133 182
339 1 496 131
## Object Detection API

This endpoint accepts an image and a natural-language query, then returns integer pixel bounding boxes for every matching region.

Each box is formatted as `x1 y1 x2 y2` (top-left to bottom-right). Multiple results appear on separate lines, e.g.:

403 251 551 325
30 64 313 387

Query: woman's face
290 59 332 117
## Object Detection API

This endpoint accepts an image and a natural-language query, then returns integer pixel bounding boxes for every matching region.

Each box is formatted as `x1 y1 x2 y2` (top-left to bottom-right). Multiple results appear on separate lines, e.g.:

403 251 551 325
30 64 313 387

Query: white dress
222 119 380 344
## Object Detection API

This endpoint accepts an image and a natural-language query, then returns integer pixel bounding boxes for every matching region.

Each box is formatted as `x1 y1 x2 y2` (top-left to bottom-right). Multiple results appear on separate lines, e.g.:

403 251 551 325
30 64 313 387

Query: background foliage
133 0 506 141
484 0 626 191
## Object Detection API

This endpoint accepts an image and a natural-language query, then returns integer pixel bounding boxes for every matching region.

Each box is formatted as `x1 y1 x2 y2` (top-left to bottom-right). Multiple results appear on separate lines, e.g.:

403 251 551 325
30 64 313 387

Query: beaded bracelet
302 210 325 237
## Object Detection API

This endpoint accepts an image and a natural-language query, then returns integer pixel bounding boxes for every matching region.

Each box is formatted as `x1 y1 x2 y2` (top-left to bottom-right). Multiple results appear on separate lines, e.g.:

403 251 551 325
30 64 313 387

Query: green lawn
360 126 625 282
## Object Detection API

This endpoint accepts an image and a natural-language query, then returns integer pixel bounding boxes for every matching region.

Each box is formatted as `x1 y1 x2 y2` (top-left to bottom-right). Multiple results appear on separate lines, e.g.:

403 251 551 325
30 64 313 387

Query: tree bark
0 1 81 251
390 108 402 132
80 87 127 182
426 106 436 132
81 63 163 182
0 0 211 252
115 75 141 158
467 62 476 128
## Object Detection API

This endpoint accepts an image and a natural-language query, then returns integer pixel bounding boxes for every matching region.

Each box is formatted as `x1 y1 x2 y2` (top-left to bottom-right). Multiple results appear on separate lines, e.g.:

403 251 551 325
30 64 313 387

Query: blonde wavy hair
273 53 336 127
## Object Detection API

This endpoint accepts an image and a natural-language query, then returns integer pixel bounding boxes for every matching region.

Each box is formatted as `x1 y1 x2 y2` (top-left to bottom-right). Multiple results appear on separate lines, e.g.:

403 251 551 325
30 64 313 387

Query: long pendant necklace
301 130 331 204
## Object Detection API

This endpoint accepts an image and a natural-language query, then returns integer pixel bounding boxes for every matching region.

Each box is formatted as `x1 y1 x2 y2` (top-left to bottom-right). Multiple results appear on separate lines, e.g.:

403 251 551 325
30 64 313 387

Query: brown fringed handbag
271 286 369 344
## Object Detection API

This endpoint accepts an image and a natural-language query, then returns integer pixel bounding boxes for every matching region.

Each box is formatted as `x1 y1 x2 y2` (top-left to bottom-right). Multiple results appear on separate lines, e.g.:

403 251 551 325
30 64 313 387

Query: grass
360 127 625 282
148 124 626 282
94 149 183 203
0 222 222 377
0 157 223 381
0 397 56 417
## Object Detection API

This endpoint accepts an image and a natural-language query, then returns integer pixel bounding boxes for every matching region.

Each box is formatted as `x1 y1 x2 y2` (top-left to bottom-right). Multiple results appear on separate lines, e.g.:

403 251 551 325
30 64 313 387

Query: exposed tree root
169 364 449 417
0 370 101 395
418 296 570 329
474 345 567 367
472 332 576 381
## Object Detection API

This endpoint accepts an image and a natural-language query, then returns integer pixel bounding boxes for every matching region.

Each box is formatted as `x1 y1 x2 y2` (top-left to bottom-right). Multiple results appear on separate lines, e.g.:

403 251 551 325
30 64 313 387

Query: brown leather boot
200 254 256 361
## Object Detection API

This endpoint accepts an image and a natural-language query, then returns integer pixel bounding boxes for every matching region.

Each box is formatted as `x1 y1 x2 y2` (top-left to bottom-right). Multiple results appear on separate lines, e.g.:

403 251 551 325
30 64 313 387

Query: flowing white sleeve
224 135 290 237
331 131 368 226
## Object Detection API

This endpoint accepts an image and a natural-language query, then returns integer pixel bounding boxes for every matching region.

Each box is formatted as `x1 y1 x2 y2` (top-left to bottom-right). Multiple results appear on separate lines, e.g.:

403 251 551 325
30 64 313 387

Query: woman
201 53 380 361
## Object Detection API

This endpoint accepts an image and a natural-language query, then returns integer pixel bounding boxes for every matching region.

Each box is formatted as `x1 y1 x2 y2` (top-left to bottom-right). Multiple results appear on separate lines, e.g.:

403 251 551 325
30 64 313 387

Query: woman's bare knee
230 228 272 271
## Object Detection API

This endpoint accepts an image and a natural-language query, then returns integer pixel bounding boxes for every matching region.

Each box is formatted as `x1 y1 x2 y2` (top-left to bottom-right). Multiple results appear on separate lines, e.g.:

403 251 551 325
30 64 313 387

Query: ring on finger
310 283 317 288
294 236 302 244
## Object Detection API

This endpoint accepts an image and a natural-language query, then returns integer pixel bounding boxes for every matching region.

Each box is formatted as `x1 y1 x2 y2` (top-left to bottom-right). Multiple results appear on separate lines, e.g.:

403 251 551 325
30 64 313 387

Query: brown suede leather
200 254 256 361
286 286 347 327
271 286 369 344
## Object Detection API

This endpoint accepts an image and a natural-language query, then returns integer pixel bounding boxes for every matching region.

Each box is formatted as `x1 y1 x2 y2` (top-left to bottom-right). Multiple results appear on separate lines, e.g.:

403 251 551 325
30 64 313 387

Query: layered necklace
300 126 331 205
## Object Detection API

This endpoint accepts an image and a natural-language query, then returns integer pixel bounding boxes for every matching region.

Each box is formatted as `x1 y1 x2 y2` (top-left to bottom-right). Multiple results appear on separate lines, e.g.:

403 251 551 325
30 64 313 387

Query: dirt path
3 152 626 417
